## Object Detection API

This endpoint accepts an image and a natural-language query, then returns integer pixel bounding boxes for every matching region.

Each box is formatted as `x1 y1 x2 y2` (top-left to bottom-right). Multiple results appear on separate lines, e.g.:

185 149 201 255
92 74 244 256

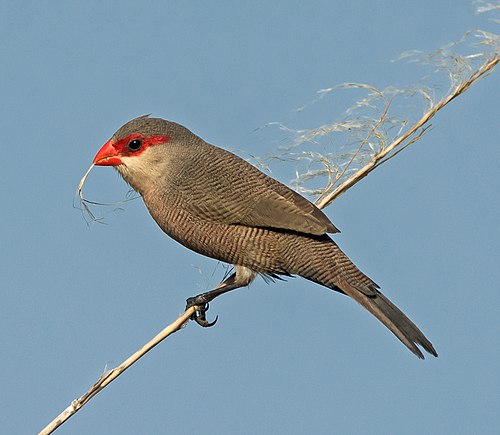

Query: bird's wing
186 145 339 236
236 178 339 235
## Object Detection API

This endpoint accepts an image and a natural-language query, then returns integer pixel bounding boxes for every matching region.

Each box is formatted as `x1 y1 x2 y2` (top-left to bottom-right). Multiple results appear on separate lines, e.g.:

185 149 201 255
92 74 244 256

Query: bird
92 115 437 359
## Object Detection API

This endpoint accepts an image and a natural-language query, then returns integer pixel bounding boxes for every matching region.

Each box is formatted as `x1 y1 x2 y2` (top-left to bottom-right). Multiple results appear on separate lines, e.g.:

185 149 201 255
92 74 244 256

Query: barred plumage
94 115 437 359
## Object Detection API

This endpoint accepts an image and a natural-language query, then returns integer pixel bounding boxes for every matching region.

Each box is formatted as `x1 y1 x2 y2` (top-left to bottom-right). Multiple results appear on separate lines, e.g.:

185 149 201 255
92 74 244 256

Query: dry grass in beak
75 163 101 224
75 163 138 224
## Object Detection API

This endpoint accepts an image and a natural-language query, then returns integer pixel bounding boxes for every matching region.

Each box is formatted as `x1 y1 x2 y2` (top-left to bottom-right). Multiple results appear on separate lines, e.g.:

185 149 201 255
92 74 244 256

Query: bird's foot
186 297 218 328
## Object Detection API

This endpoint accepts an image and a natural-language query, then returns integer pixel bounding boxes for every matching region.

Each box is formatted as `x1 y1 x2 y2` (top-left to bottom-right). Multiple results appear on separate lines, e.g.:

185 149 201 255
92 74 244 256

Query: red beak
93 139 122 166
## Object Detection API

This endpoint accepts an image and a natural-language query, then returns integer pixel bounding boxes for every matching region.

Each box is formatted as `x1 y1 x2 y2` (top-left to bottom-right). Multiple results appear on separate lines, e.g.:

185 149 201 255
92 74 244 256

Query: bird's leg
186 271 247 327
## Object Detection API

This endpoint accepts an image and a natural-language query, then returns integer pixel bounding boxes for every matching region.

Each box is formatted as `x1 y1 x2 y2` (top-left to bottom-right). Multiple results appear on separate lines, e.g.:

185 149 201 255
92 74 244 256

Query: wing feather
184 144 339 236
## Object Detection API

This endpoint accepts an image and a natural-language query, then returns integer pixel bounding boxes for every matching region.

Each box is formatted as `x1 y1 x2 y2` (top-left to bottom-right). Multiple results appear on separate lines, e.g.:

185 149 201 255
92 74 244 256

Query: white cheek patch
120 153 150 172
118 148 168 192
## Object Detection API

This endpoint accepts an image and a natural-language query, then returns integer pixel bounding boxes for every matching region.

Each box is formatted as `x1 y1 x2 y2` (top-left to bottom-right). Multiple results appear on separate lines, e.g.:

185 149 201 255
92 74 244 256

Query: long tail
338 281 437 359
289 234 437 359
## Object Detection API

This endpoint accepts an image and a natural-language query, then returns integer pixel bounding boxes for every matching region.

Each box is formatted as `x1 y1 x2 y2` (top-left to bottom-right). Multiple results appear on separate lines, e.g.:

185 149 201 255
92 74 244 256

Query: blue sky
1 1 499 434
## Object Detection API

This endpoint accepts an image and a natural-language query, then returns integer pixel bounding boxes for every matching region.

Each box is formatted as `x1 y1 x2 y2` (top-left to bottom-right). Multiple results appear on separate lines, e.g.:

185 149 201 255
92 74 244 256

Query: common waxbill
93 115 437 359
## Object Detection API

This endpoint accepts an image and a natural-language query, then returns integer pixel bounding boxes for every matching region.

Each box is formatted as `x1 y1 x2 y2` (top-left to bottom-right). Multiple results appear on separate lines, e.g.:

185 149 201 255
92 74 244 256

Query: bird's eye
128 139 143 151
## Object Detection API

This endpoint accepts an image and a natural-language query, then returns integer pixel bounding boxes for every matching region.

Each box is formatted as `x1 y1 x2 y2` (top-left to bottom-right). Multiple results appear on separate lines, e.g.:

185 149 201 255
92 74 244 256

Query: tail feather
341 282 437 359
277 232 437 358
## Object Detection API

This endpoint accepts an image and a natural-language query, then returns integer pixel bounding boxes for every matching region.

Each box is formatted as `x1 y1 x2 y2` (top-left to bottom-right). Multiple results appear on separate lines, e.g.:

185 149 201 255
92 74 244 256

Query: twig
314 53 499 209
41 52 499 435
39 307 197 435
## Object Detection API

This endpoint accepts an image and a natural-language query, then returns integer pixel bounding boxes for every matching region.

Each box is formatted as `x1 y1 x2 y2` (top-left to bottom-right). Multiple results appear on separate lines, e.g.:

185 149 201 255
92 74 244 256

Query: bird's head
93 115 195 192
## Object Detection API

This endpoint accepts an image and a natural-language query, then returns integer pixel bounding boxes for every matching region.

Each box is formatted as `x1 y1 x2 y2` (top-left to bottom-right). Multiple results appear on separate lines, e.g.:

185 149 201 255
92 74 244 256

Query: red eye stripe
93 133 172 166
147 135 172 146
105 133 171 157
113 134 172 157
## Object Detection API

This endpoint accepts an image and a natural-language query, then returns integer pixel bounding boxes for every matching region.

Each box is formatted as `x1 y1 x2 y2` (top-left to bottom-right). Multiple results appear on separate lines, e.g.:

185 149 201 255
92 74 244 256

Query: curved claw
195 314 219 328
189 302 218 328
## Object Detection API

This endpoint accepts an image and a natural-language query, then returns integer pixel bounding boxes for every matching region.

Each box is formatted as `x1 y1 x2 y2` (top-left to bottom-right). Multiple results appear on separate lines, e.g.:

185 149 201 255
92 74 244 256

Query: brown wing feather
237 181 339 235
182 143 339 236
